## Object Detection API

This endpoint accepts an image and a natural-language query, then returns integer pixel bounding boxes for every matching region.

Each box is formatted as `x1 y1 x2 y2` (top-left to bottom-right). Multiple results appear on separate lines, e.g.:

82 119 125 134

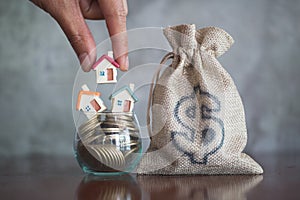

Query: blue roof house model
110 84 138 112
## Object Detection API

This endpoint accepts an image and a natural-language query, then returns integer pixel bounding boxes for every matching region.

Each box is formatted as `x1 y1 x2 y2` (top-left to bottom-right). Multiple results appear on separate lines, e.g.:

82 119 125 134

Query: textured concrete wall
0 0 299 157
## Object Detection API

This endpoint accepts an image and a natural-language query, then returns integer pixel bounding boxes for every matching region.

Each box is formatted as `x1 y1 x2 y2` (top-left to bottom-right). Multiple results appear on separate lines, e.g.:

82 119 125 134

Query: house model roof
110 85 138 102
92 54 120 70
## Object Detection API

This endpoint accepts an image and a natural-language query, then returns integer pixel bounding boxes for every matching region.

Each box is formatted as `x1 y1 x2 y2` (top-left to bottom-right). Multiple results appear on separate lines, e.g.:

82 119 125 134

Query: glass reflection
137 175 263 200
76 174 142 200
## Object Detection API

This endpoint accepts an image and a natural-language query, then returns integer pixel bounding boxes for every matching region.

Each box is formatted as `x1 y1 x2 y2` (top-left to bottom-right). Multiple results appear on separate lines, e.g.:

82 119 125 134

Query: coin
124 147 139 158
106 115 133 122
92 144 125 169
101 121 136 128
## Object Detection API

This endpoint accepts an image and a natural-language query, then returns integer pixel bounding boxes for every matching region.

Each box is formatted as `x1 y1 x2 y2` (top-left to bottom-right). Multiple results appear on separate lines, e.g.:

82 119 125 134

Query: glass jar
74 112 142 175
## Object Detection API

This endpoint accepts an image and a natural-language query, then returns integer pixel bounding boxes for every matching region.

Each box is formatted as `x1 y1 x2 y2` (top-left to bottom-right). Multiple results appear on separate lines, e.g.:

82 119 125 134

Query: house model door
123 100 131 112
90 99 101 112
107 68 113 81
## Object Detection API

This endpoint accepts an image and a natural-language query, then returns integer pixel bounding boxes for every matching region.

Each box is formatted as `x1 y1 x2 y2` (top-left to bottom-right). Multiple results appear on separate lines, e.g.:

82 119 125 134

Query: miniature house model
92 51 120 84
110 84 138 112
76 85 107 118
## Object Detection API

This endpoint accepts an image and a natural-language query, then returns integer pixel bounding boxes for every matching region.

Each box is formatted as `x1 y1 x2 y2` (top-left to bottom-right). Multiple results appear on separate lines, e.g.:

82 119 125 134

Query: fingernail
122 0 128 13
124 56 129 71
79 53 92 72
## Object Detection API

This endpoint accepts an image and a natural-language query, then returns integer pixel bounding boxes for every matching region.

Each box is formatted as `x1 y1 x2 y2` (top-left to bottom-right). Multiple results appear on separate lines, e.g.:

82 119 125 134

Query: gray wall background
0 0 299 157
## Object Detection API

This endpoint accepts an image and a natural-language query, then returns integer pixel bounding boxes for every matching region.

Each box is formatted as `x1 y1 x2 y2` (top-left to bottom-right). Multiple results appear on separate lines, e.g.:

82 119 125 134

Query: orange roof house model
76 84 107 118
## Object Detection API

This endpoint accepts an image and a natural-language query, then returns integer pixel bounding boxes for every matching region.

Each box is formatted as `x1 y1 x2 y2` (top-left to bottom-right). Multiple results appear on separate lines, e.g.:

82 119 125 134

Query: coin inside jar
87 144 126 169
76 112 142 172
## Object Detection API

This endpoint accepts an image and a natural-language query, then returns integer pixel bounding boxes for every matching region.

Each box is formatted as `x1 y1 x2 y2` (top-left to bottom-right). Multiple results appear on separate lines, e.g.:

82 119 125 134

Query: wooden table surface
0 153 299 200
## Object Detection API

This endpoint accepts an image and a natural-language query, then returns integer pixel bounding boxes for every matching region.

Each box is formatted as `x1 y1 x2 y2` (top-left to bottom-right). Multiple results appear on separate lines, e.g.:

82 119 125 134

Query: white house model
110 84 138 113
92 51 120 84
76 84 107 118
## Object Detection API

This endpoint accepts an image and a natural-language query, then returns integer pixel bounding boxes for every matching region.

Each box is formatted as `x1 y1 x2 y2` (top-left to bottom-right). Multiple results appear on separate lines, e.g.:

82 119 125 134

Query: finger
51 0 97 72
97 0 129 71
29 0 46 11
79 0 104 20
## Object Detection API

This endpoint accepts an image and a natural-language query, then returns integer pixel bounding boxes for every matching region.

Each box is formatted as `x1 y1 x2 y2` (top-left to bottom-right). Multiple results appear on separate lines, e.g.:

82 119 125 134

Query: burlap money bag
137 24 263 175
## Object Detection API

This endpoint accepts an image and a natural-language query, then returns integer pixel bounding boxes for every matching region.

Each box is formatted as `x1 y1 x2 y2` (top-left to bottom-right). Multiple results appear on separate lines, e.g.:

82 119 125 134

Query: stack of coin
86 144 126 169
77 112 141 172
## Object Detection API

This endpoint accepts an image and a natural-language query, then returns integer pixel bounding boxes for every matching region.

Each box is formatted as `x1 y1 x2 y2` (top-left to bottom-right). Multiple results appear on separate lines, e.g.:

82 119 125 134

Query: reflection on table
76 174 142 200
75 174 262 200
138 175 263 200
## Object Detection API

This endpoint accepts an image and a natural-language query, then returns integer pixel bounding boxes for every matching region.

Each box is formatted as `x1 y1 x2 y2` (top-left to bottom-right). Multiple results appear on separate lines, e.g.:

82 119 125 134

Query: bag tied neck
163 24 234 60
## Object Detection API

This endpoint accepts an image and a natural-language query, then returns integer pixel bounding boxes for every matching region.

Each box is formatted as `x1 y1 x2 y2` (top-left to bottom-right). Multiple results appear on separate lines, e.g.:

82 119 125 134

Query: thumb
51 2 96 72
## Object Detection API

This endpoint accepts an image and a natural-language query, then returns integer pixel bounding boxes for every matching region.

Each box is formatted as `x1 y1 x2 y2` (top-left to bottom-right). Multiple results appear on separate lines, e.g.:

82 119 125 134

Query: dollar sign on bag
171 85 225 164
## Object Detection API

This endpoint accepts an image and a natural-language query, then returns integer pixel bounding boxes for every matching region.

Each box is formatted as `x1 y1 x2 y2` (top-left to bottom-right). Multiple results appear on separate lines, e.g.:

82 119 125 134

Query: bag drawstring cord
146 52 174 137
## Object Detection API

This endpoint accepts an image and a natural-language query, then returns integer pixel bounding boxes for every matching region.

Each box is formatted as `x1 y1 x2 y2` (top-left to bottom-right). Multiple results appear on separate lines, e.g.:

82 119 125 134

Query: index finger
98 0 128 71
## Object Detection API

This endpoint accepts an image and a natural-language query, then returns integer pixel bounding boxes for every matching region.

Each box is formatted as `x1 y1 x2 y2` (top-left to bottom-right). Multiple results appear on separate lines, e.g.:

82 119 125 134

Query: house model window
92 51 120 84
117 100 123 106
110 84 138 113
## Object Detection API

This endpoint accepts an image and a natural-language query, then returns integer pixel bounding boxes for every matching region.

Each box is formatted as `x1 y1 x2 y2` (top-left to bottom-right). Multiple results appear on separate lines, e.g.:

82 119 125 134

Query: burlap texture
137 24 263 175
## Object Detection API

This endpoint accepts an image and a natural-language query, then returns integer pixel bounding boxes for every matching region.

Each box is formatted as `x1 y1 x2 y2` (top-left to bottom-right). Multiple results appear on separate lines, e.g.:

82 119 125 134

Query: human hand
30 0 128 72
